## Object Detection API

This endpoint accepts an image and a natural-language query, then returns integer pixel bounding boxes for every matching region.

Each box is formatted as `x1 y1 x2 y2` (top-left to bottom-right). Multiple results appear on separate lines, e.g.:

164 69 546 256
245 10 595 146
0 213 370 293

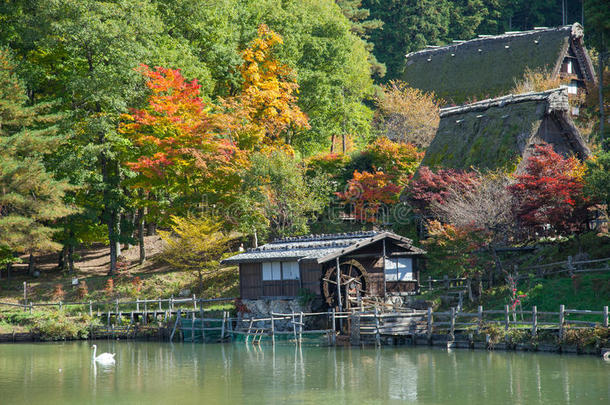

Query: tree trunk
147 222 156 236
253 229 258 248
138 206 146 264
599 46 605 145
58 246 67 270
342 133 346 154
330 134 335 153
28 254 35 276
68 243 75 274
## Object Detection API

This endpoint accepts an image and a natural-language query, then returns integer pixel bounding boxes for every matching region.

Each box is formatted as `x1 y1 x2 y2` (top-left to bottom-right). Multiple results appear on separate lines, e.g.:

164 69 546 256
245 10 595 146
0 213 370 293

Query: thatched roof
420 88 590 171
403 24 596 105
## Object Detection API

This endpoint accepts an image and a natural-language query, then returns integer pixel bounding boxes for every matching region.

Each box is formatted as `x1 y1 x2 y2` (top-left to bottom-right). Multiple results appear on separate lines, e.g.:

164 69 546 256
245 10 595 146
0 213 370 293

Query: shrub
77 281 89 299
30 312 98 341
104 278 115 297
51 284 66 302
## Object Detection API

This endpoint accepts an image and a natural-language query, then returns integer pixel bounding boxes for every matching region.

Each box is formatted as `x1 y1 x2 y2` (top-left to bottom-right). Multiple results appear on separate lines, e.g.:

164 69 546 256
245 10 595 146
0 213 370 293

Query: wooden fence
0 296 235 315
425 304 609 340
420 256 610 293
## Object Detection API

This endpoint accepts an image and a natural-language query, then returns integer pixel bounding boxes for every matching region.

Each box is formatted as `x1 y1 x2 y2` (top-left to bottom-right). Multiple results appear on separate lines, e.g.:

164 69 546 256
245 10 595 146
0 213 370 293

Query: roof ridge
439 87 567 118
269 231 378 244
406 24 576 59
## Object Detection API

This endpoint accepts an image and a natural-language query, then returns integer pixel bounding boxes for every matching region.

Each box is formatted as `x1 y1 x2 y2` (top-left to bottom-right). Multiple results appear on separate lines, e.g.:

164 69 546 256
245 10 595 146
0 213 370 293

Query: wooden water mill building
222 231 426 310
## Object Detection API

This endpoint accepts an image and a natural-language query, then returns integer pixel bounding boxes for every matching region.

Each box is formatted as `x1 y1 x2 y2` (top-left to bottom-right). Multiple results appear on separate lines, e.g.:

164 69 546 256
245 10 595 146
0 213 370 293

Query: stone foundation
241 299 314 331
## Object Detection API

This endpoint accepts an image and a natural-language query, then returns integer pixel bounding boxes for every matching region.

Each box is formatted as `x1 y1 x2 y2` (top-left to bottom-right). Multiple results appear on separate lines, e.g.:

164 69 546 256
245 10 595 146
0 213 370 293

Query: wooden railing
0 296 235 314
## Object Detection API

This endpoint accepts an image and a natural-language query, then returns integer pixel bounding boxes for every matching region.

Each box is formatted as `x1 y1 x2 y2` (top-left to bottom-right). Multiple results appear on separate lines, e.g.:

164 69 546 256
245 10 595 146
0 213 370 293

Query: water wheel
322 259 369 309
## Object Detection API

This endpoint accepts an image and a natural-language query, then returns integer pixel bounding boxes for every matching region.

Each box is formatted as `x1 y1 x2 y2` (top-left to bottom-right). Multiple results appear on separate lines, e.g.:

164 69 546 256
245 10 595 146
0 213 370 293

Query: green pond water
0 341 608 405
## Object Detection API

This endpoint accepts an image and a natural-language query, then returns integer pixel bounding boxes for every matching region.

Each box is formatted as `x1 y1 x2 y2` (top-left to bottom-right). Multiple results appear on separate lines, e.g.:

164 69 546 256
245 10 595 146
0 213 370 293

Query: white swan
603 351 610 361
92 344 116 364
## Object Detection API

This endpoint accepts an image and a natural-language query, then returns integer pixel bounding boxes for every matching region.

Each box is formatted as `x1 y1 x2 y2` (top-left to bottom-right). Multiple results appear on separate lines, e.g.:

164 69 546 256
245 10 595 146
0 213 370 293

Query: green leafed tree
233 149 332 242
0 49 76 274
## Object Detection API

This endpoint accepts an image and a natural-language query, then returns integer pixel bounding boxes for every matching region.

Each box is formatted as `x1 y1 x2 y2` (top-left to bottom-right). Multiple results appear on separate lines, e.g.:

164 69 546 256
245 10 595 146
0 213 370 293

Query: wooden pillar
450 307 456 339
427 307 433 339
559 304 565 339
531 306 537 337
299 312 303 345
382 239 387 298
221 311 226 341
374 307 381 346
504 305 510 330
335 257 342 313
271 313 275 345
136 298 140 312
192 294 197 311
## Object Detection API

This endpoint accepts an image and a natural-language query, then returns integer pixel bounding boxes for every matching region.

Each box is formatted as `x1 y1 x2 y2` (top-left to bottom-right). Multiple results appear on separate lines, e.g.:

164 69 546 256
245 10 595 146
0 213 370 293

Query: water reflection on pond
0 342 608 404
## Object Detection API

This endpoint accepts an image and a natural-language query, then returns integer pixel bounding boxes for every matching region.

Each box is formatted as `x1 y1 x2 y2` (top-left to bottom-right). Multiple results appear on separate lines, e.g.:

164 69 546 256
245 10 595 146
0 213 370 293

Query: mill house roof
222 231 425 265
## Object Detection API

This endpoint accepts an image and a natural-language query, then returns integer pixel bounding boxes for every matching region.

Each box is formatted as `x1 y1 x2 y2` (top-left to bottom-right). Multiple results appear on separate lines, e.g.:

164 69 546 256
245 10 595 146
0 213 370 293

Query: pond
0 342 608 404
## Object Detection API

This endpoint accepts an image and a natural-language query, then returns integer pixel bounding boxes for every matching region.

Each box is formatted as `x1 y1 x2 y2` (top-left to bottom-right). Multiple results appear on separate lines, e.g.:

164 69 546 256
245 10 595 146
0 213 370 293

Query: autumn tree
509 144 592 238
158 216 234 291
336 170 402 222
432 172 515 244
121 65 245 213
222 24 309 148
404 166 480 218
375 81 441 148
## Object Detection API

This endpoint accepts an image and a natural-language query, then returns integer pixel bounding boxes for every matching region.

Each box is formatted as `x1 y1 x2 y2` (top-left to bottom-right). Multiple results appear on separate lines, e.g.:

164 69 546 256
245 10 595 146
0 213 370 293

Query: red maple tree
508 143 591 237
404 166 480 217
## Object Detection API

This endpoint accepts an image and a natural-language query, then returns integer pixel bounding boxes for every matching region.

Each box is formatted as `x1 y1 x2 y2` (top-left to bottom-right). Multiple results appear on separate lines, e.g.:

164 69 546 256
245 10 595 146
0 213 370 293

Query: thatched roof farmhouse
420 88 590 171
403 23 596 105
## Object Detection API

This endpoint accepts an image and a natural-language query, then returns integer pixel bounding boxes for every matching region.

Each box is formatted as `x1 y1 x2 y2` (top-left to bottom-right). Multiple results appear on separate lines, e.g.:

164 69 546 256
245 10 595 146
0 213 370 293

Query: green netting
181 319 224 343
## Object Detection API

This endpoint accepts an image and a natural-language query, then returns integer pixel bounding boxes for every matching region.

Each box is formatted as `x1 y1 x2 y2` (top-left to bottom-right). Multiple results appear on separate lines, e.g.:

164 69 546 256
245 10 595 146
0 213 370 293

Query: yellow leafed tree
159 216 234 290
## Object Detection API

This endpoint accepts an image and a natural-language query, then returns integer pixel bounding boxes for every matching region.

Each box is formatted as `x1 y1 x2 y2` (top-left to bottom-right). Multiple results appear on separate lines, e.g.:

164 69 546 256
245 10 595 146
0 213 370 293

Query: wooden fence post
192 294 197 311
270 313 275 345
450 307 456 339
158 298 162 311
567 256 574 277
170 296 174 311
299 312 303 345
477 305 483 334
604 306 608 328
220 311 226 341
531 306 537 337
374 307 381 346
427 307 433 338
504 305 510 330
23 282 27 311
136 298 140 312
559 304 565 339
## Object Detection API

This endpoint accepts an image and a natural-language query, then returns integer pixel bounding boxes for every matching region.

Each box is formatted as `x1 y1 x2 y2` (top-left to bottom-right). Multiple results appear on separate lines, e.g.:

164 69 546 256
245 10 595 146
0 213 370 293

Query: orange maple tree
121 65 245 202
337 170 402 222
